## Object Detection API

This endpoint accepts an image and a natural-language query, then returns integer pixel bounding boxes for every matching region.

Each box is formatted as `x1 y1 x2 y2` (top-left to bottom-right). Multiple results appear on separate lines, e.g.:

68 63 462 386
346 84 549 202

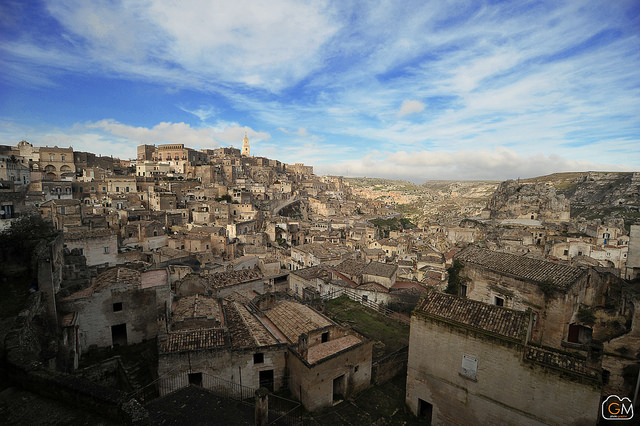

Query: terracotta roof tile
265 301 332 344
456 246 584 290
160 328 227 353
362 261 397 278
416 288 529 341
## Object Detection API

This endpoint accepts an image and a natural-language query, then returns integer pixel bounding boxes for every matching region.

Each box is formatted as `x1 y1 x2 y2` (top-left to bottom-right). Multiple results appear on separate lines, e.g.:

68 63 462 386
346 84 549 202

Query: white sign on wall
461 354 478 380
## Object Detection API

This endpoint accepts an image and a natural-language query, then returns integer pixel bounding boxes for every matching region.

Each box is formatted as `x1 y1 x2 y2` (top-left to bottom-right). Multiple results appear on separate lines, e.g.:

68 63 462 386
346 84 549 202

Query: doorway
332 375 345 403
111 323 127 346
188 372 203 387
418 399 433 423
259 369 274 392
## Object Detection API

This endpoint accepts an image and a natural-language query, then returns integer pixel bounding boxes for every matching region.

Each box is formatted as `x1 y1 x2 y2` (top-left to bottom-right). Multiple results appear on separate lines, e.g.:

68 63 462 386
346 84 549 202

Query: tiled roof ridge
456 245 584 290
416 288 529 341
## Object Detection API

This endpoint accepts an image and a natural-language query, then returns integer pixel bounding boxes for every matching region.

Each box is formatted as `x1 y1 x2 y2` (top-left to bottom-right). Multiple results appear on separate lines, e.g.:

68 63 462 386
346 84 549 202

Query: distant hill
520 172 640 228
345 172 640 228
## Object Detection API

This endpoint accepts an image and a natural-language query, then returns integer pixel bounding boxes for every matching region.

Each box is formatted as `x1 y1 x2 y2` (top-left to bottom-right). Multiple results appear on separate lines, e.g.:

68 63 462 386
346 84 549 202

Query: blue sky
1 0 639 182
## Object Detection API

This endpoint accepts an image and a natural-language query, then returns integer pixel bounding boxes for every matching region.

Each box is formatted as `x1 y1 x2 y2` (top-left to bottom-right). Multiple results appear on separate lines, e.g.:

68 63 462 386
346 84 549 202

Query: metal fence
321 288 411 325
130 370 303 425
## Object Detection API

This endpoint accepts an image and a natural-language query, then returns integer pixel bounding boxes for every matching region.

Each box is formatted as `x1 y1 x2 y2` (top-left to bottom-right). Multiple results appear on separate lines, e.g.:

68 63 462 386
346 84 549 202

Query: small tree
445 260 469 295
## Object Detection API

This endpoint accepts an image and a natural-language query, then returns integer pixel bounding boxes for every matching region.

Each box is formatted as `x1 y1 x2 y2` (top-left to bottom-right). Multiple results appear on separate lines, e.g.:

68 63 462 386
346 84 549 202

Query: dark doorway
188 372 203 387
259 369 274 392
111 323 127 346
418 399 433 423
332 375 345 403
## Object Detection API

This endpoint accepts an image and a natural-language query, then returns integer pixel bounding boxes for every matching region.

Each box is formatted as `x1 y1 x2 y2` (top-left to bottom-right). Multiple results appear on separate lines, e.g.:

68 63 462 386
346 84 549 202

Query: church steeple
242 132 250 157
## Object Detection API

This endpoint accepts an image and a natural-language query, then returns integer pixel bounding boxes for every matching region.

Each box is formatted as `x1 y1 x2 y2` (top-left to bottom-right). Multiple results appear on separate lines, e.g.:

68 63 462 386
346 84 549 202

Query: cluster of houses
2 137 640 423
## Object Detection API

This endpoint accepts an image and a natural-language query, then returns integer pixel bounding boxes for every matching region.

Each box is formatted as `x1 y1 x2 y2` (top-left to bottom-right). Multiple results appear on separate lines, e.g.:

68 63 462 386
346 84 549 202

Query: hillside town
1 137 640 424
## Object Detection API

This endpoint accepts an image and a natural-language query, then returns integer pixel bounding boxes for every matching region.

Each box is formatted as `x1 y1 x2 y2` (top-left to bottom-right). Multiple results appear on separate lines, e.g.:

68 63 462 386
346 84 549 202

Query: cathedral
242 132 250 157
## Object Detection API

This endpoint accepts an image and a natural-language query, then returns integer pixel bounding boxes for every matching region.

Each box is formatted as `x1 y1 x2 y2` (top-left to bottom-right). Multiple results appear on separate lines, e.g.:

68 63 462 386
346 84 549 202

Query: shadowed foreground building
157 294 372 412
406 289 600 425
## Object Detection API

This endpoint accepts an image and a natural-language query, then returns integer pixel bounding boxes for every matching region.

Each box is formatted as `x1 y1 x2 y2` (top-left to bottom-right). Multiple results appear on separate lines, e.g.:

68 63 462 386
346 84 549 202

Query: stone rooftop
290 265 330 280
172 295 223 325
160 328 228 353
332 259 366 276
63 267 141 299
294 242 353 259
456 245 585 290
200 269 263 289
306 335 362 364
362 261 397 278
416 288 529 341
264 301 332 344
228 301 280 347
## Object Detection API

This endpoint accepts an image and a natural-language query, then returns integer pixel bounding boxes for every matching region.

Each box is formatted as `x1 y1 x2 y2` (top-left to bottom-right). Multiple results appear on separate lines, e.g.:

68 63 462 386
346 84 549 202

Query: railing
321 288 411 325
523 345 601 382
130 370 303 425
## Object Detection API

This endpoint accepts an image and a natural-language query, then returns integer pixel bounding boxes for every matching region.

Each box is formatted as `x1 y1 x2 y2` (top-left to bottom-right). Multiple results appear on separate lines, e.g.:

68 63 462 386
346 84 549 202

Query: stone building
625 224 640 280
406 289 601 424
59 267 170 353
40 199 83 230
121 220 167 251
38 146 75 180
157 294 371 412
241 132 250 157
266 299 372 411
63 228 119 267
454 245 610 349
173 269 264 299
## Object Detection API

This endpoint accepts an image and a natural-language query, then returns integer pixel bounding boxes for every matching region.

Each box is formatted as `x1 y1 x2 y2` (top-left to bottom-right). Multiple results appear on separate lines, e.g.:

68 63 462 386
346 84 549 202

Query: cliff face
483 172 640 227
523 172 640 227
485 180 570 222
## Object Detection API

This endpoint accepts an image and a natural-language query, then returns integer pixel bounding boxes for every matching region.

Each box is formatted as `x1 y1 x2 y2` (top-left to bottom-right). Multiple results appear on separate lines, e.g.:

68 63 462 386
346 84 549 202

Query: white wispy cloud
319 147 636 182
397 100 425 117
0 1 638 181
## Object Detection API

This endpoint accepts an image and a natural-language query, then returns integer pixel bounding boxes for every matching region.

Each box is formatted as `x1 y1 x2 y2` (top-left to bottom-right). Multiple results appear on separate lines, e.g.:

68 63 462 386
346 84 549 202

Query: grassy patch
324 297 410 357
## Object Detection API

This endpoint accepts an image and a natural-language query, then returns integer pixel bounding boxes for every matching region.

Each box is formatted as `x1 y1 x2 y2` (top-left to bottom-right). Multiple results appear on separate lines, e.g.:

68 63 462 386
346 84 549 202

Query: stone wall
59 283 159 350
405 313 601 425
4 292 147 423
461 262 607 348
288 339 373 411
157 345 288 396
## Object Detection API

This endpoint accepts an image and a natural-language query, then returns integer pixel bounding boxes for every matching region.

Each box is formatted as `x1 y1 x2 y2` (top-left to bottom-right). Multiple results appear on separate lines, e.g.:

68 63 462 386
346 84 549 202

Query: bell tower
242 132 250 157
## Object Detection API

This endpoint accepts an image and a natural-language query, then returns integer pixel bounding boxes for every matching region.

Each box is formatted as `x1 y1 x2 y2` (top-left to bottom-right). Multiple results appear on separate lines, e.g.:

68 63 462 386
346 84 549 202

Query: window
61 155 65 161
321 332 329 343
126 187 129 192
116 187 120 192
362 294 368 302
60 206 66 214
253 353 264 364
113 302 123 312
578 251 583 256
104 246 110 254
49 154 54 161
563 249 569 255
102 187 106 191
460 284 467 297
494 296 504 307
78 248 84 255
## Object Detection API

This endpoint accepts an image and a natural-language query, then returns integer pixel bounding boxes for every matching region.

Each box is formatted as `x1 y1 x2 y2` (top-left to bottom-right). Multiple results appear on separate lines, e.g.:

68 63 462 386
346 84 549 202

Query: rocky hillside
485 179 570 221
521 172 640 228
